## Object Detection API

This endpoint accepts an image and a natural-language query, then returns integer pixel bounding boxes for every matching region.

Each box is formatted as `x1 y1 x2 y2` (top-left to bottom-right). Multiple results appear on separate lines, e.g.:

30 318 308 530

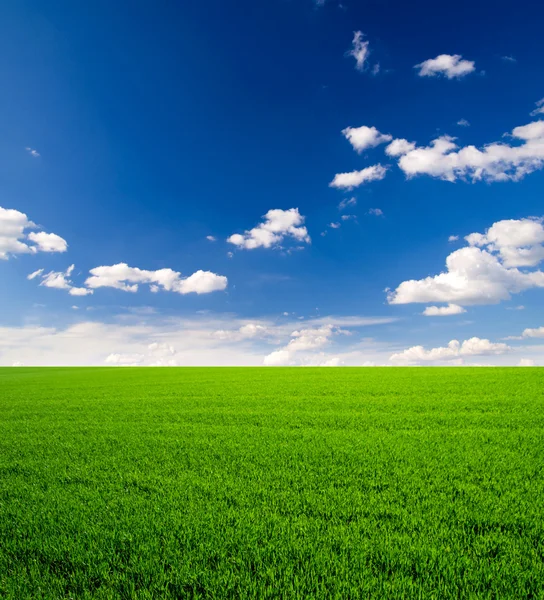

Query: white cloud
519 359 535 366
86 263 228 295
0 206 67 259
342 126 392 153
521 326 544 338
29 265 94 296
368 208 383 216
448 235 459 242
263 349 291 366
394 120 544 183
206 235 216 242
530 98 544 117
347 31 370 72
502 56 517 63
390 337 511 364
213 323 270 341
465 217 544 267
263 324 350 366
414 54 475 79
330 164 387 190
457 119 470 127
227 208 310 250
385 139 416 157
329 222 341 229
27 232 68 253
422 303 466 316
27 268 44 280
25 147 40 158
388 217 544 307
319 357 342 366
338 197 357 210
0 314 397 367
341 214 356 221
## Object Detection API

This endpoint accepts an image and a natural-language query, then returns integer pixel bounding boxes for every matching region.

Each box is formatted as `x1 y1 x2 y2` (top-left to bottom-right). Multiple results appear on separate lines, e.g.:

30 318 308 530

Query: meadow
0 367 543 599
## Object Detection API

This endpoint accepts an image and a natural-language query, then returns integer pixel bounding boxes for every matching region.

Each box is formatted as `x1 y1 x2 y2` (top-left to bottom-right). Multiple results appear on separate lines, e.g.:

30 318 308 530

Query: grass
0 367 543 599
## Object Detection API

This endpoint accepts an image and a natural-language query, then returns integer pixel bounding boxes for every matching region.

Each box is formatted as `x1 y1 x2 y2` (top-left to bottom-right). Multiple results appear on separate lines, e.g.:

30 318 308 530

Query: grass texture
0 367 543 598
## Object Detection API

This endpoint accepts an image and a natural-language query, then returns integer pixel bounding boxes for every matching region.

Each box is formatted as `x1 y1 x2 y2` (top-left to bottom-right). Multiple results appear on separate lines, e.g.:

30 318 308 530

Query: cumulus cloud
263 324 348 366
27 232 68 253
390 337 511 364
422 304 466 316
519 359 535 366
414 54 475 79
347 31 370 72
86 263 228 294
457 119 470 127
342 126 392 153
385 139 416 157
28 265 93 296
263 349 291 366
338 197 357 210
0 206 67 259
206 235 216 242
465 217 544 267
388 217 544 307
520 326 544 339
25 147 40 158
330 164 387 190
368 208 383 216
448 235 459 242
392 120 544 183
227 208 310 250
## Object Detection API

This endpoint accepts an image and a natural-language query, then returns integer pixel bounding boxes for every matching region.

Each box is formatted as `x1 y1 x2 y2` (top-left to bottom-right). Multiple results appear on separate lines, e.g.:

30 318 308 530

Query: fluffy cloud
25 147 40 158
448 235 459 242
347 31 370 71
414 54 475 79
519 359 536 366
457 119 470 127
385 139 416 157
27 232 68 253
0 206 67 259
263 324 346 366
368 208 383 216
393 120 544 182
86 263 227 294
465 217 544 267
227 208 310 250
206 235 216 242
28 265 92 296
388 217 544 307
520 326 544 339
342 126 392 153
422 303 466 316
263 349 291 366
330 164 387 190
390 337 511 364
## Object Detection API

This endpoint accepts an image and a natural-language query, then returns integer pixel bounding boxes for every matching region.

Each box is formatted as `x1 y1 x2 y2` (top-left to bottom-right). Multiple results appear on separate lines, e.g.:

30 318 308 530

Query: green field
1 367 543 599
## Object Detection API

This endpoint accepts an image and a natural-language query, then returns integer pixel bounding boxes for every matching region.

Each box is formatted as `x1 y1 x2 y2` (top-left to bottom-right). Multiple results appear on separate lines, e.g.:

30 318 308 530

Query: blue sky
1 0 543 366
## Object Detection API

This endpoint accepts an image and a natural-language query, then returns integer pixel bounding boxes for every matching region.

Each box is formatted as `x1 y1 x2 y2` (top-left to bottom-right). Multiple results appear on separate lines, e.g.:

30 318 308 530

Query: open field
1 367 543 598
